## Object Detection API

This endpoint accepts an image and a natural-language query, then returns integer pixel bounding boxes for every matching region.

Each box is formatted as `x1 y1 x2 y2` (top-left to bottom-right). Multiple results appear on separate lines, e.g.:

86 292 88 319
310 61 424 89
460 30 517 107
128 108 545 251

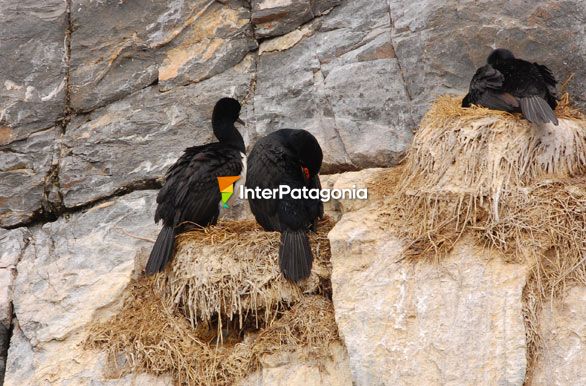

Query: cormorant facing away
462 48 559 125
246 129 324 282
145 97 246 275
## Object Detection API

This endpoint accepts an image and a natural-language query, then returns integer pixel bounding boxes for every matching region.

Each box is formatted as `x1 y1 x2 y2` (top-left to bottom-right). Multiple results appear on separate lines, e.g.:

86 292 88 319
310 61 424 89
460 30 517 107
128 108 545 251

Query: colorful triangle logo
217 176 240 208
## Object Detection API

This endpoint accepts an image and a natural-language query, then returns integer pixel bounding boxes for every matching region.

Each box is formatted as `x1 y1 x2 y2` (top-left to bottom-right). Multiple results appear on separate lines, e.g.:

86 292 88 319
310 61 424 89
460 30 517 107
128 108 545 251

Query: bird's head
288 130 323 178
212 97 245 148
487 48 515 65
213 97 242 126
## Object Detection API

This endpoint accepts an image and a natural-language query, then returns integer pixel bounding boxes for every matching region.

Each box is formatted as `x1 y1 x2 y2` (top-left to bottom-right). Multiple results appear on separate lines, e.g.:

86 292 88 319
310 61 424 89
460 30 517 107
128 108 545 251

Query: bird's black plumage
462 48 559 125
245 129 323 282
145 97 246 275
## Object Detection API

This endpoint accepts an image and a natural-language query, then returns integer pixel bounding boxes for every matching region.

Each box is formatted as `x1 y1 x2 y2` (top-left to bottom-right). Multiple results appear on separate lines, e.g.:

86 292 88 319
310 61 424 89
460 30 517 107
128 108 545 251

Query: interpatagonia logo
239 184 368 202
217 176 241 208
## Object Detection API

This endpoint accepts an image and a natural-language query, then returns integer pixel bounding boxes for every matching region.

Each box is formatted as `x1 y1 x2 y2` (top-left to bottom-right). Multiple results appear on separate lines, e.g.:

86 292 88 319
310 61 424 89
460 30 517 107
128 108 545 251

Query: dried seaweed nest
386 94 586 376
85 218 339 385
390 94 586 261
157 218 334 329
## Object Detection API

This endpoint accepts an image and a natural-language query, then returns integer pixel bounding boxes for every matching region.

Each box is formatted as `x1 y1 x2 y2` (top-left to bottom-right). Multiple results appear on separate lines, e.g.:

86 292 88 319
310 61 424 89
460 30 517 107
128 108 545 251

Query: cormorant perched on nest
145 97 246 275
462 48 559 125
245 129 323 282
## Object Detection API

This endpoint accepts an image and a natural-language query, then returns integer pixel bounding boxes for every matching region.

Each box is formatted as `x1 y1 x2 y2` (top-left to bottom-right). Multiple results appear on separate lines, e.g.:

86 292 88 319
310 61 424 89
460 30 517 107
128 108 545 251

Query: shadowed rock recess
1 0 586 384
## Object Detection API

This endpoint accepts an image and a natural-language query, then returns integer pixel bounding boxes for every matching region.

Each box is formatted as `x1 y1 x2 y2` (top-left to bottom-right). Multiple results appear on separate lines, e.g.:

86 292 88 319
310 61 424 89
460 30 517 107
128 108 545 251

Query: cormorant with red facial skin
245 129 323 282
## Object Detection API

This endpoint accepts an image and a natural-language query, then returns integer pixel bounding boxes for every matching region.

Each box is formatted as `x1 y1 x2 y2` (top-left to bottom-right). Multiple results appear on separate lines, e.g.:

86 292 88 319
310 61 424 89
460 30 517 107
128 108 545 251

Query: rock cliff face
329 205 529 385
1 0 586 385
2 0 586 226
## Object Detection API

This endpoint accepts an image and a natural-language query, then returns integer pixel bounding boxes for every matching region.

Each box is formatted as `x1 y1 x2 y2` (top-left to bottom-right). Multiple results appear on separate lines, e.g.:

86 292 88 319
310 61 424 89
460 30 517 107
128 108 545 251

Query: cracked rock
6 321 173 385
0 227 31 382
0 0 67 144
0 128 57 228
12 190 159 346
251 0 340 38
158 0 257 92
70 0 256 112
254 0 414 172
60 55 255 209
5 191 165 385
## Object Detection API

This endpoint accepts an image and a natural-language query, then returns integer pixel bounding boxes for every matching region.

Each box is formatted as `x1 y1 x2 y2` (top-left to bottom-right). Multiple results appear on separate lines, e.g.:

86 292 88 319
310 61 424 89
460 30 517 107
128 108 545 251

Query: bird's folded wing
534 63 560 100
476 91 520 111
245 143 287 230
471 64 505 91
155 145 242 226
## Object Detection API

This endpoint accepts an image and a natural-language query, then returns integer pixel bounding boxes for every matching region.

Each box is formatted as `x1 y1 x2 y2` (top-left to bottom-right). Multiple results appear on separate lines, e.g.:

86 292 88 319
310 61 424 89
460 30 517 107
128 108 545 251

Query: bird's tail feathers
279 230 313 282
520 95 559 125
145 226 175 275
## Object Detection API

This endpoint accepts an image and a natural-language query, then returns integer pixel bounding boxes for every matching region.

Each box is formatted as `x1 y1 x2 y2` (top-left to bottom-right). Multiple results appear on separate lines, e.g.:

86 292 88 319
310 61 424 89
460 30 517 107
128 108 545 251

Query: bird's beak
236 118 245 125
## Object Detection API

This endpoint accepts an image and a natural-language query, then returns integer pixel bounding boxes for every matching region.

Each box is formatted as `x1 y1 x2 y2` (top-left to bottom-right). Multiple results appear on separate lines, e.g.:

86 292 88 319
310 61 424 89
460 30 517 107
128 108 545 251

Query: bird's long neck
213 120 245 153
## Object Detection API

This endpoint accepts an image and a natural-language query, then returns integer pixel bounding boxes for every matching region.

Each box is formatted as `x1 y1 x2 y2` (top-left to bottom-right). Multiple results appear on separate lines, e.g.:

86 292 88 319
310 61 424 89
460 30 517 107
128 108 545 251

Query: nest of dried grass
86 278 338 385
157 218 333 329
86 218 339 385
392 94 586 261
388 94 586 379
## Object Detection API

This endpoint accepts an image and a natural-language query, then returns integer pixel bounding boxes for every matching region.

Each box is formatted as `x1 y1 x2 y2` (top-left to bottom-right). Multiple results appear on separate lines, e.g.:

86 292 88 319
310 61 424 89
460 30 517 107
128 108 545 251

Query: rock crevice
387 5 412 102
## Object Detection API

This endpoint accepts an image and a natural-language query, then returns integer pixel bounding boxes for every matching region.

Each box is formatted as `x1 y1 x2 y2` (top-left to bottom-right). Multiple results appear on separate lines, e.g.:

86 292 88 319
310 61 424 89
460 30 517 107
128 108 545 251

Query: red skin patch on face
302 166 310 181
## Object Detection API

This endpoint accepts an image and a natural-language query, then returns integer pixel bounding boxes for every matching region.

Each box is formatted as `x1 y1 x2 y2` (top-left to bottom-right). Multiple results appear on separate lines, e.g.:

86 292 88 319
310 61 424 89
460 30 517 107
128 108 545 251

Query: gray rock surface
531 286 586 385
0 0 67 144
157 0 257 92
254 0 415 172
70 0 256 111
0 227 31 383
0 268 9 380
251 0 340 38
388 0 586 119
13 190 158 347
238 343 352 386
60 55 255 209
0 128 56 228
5 191 160 385
6 320 174 386
329 207 529 385
0 229 31 329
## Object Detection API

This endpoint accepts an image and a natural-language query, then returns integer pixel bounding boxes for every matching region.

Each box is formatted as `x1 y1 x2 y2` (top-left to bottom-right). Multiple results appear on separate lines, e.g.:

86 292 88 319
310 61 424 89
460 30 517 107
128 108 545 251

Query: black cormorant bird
145 97 246 275
245 129 323 282
462 48 559 125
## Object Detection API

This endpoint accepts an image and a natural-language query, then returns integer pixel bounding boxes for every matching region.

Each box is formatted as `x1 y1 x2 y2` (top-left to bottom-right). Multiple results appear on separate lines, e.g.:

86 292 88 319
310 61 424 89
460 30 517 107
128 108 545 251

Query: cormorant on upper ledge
462 48 560 125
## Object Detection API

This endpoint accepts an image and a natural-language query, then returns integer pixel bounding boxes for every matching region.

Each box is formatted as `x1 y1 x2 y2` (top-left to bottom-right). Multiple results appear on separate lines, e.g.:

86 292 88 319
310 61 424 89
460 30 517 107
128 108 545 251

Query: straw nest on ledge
85 218 339 386
389 94 586 264
383 93 586 373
